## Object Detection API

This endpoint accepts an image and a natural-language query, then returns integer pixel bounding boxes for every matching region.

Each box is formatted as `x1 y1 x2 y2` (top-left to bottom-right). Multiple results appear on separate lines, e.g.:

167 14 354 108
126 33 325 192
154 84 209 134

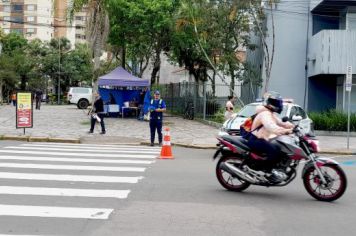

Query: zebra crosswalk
0 142 161 235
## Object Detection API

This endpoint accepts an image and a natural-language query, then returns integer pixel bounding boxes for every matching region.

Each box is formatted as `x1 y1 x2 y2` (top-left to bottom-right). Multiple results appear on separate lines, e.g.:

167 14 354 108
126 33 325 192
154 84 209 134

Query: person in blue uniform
149 90 166 146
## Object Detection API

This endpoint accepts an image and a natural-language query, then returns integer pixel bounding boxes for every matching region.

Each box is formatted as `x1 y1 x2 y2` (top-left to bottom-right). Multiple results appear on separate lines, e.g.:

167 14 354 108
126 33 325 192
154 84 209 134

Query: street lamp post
58 37 61 105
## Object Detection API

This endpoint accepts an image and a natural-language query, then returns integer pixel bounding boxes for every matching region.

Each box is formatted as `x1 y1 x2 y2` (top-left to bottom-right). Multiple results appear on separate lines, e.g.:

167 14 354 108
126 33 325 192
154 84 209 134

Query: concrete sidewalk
0 104 356 154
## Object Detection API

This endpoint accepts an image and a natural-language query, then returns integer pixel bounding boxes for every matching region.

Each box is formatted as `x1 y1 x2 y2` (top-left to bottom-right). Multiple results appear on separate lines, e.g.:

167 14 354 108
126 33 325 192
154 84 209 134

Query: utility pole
58 37 61 105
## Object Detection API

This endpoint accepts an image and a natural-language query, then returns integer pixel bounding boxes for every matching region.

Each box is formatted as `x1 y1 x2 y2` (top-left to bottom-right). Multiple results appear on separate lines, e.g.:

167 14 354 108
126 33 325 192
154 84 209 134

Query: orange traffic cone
159 127 174 159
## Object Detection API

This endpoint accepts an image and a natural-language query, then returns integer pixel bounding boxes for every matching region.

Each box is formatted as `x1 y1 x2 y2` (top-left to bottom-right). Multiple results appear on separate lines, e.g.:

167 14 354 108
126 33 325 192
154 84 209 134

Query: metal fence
159 82 257 121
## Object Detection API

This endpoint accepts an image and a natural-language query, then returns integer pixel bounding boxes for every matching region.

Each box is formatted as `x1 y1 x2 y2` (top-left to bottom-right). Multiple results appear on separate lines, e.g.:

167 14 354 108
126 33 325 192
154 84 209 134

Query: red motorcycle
214 119 347 202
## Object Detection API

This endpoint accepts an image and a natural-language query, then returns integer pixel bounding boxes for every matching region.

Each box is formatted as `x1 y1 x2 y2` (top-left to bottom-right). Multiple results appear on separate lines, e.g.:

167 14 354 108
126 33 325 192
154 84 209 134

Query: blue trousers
150 120 162 144
247 135 281 170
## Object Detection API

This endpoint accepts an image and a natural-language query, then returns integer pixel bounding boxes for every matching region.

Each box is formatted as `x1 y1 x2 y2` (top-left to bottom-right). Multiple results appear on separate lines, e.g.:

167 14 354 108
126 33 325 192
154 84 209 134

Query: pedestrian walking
35 90 43 110
138 88 147 120
11 91 17 107
224 95 235 120
88 92 106 134
149 90 166 146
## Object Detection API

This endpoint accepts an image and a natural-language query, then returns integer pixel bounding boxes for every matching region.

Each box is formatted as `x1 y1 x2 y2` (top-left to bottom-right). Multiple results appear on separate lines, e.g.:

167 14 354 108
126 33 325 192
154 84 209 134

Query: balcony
308 30 356 77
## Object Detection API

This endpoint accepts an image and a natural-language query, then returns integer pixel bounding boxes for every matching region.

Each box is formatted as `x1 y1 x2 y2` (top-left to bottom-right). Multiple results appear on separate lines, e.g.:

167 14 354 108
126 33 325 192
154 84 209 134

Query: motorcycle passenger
247 92 294 181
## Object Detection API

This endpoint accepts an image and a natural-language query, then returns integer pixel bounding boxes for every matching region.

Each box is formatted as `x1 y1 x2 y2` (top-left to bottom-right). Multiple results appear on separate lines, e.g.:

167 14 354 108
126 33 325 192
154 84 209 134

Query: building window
12 4 24 12
3 16 10 24
3 5 11 12
12 16 23 23
75 34 86 40
3 28 10 34
75 16 83 21
11 29 23 34
27 16 35 22
26 28 35 34
27 4 36 11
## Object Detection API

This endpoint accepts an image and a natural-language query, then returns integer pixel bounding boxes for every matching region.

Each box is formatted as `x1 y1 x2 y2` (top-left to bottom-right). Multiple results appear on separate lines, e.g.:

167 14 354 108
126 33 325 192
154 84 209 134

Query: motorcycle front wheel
303 164 347 202
216 156 250 192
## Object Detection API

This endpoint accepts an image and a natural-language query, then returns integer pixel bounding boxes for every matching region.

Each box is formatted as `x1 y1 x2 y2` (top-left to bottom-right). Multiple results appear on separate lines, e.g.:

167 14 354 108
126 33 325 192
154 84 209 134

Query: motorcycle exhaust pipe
220 162 257 184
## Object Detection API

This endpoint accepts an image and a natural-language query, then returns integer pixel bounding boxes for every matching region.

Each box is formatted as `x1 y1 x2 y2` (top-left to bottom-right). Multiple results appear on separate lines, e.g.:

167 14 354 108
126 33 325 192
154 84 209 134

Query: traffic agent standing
149 90 166 146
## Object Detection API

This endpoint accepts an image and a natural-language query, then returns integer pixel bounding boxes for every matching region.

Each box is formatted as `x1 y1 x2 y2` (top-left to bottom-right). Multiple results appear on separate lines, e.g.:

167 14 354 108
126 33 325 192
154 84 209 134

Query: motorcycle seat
222 135 251 152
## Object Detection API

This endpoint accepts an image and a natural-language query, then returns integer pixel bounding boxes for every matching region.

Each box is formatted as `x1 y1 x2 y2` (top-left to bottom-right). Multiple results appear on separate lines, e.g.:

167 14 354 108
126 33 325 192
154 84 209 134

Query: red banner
16 93 33 129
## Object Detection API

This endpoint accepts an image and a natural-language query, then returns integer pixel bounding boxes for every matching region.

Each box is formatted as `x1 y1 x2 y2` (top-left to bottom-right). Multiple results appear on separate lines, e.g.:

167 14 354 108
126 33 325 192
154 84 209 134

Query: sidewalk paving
0 104 356 154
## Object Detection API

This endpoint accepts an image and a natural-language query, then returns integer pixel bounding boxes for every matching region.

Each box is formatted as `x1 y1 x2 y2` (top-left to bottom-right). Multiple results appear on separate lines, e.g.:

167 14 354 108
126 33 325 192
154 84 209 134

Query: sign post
346 66 352 149
16 92 33 135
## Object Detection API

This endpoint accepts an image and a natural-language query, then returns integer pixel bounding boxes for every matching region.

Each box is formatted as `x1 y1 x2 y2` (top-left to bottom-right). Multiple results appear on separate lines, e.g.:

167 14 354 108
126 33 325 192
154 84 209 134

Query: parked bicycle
183 101 194 120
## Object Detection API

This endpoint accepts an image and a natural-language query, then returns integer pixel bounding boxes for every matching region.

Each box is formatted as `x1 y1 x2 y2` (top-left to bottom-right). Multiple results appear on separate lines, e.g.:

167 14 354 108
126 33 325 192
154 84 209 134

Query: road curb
1 135 30 142
28 137 49 142
0 135 80 144
140 141 216 149
48 138 81 144
319 150 356 155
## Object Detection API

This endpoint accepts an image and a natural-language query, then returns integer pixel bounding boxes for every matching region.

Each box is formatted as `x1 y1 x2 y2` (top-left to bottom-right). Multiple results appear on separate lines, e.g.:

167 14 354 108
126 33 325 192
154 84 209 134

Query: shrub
309 110 356 132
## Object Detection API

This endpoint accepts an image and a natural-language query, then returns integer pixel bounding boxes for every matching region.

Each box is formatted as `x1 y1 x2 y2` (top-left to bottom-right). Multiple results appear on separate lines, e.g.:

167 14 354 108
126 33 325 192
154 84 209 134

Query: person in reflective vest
149 90 166 146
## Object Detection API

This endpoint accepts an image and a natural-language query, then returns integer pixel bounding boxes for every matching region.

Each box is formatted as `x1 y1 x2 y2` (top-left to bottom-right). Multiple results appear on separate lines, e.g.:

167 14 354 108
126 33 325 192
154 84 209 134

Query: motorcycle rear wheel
216 156 250 192
303 164 347 202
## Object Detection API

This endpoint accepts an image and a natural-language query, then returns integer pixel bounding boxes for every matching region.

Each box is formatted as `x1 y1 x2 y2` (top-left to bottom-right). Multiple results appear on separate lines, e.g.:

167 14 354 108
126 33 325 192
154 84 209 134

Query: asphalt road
0 141 355 236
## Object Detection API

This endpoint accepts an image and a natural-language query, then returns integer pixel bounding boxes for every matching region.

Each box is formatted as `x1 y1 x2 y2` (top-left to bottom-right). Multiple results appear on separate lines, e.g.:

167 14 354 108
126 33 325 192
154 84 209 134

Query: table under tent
98 67 150 118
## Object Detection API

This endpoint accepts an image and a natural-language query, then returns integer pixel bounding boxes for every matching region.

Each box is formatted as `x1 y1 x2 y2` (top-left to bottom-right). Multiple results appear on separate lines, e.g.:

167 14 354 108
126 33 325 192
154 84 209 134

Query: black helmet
263 91 283 114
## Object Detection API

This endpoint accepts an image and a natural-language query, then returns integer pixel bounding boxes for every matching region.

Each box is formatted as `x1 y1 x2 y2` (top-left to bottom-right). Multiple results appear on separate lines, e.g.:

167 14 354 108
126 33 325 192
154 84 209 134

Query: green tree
106 0 178 83
70 0 110 92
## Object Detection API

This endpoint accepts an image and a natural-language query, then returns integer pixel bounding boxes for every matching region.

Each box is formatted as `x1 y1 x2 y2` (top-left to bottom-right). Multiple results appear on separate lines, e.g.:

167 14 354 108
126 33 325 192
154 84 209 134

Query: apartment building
0 0 87 46
0 0 54 41
247 0 356 112
74 7 87 44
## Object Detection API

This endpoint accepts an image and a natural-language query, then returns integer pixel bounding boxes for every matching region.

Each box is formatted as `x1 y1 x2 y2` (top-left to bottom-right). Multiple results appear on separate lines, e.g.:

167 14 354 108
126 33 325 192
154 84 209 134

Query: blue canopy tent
98 67 150 116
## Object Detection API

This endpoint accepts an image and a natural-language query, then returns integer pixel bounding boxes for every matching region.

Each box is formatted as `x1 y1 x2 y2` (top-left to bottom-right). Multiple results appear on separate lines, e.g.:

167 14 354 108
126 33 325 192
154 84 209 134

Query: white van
67 87 93 109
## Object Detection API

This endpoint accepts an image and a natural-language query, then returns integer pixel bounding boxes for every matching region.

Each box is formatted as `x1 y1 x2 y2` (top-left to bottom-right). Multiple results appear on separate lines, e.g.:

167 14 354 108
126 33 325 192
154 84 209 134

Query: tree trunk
150 49 161 85
0 80 3 104
21 76 26 91
212 70 216 97
121 41 126 69
92 33 102 94
229 65 235 97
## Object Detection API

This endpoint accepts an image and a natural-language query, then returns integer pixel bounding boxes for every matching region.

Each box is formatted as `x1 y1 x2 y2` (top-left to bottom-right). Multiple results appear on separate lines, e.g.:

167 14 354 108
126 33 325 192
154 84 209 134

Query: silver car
219 101 313 137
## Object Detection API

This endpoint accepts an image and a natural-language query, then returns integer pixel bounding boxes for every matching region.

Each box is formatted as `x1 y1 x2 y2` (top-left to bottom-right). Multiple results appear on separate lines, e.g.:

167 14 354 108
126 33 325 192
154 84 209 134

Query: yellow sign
16 92 33 129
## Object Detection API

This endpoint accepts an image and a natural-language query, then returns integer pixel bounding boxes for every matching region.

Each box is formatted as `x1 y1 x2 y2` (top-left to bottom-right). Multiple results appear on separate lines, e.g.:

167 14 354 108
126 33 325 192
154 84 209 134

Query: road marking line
0 150 156 159
6 146 159 154
0 172 143 183
0 156 154 165
25 142 161 150
0 163 146 172
0 186 130 199
0 235 45 236
0 204 113 219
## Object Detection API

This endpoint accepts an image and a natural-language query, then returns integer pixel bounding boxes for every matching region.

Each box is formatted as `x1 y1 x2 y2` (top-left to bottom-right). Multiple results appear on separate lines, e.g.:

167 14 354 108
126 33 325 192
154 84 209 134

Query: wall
261 1 311 107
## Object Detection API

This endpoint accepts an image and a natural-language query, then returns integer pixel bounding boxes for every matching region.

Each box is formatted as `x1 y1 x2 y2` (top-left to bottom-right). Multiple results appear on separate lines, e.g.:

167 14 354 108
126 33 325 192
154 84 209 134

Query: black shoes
150 143 154 146
88 130 93 134
100 131 106 135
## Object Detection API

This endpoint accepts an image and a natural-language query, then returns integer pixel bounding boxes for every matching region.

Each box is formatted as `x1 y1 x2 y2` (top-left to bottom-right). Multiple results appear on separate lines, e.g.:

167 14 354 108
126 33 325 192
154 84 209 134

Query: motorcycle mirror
292 115 303 122
282 116 289 122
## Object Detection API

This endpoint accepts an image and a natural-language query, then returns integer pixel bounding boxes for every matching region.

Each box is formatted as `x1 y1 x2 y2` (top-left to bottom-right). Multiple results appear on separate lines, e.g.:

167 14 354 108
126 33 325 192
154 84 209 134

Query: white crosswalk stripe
0 142 161 234
0 163 146 172
0 155 154 164
0 204 113 219
0 150 156 159
21 143 161 151
6 146 159 154
0 186 130 199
